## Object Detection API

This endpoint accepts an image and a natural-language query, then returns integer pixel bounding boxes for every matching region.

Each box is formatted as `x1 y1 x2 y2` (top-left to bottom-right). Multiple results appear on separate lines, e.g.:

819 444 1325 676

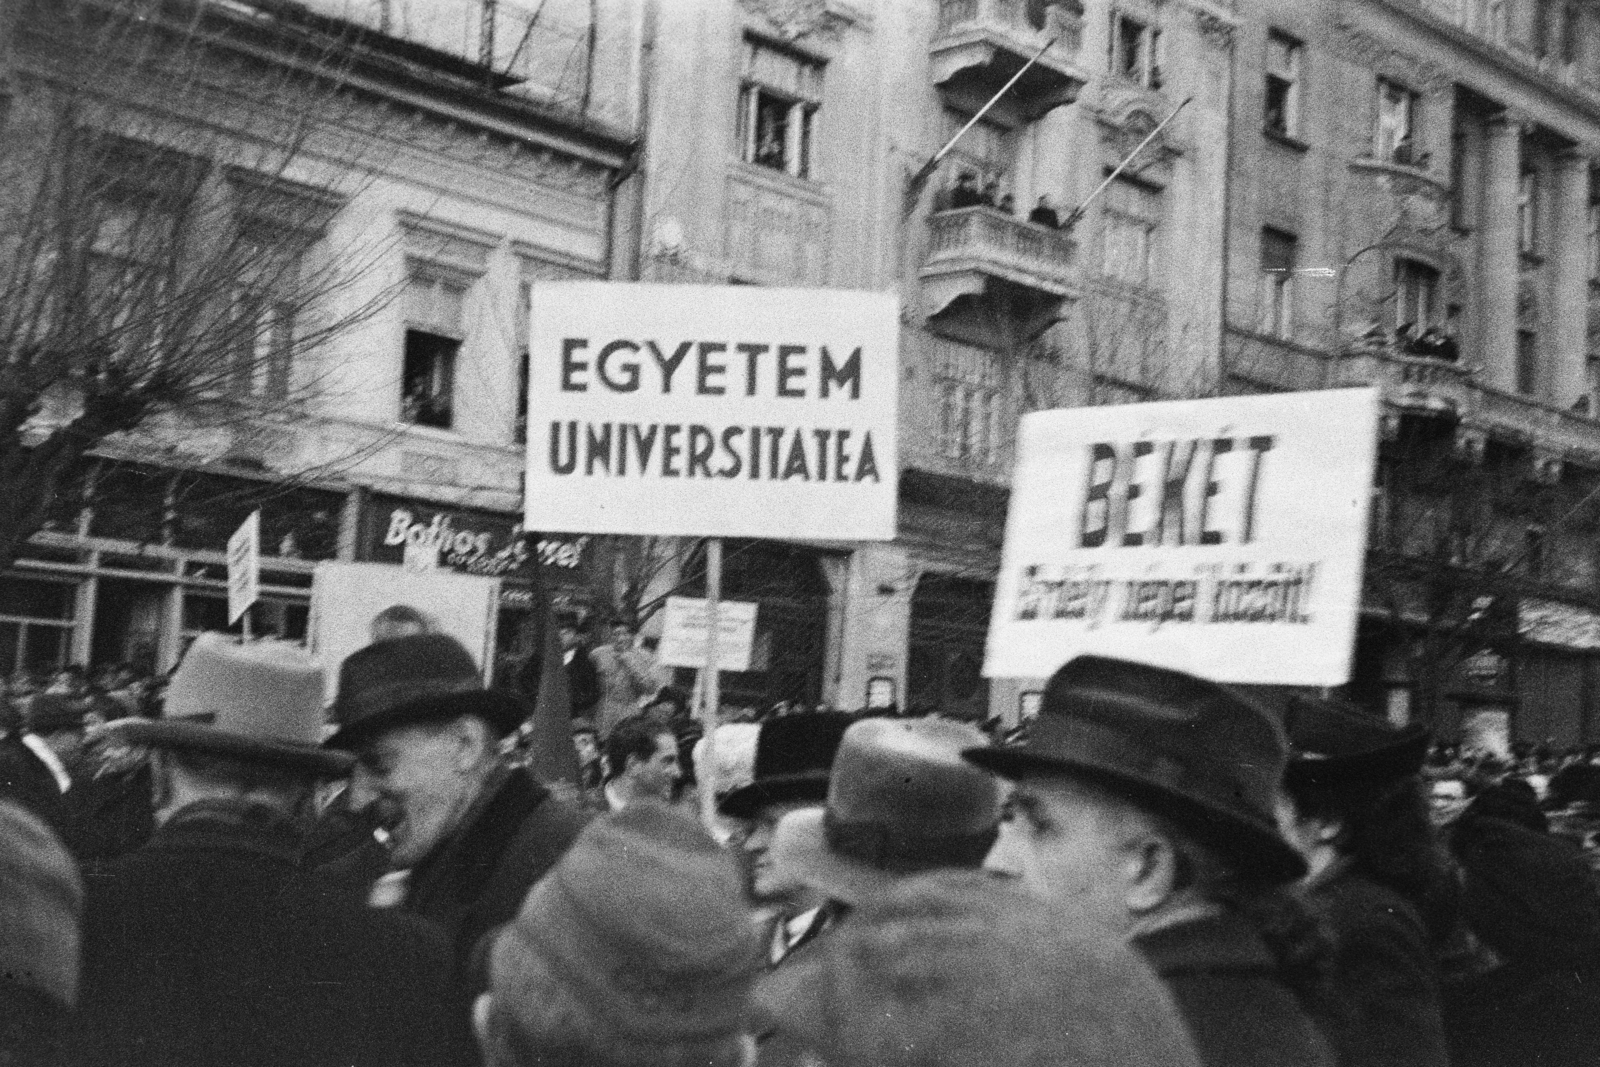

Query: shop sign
986 388 1379 686
370 499 590 582
524 281 900 540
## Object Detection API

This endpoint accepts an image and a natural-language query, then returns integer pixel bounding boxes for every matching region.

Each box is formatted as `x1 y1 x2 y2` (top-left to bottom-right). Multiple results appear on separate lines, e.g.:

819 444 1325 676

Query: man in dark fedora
1278 696 1451 1067
965 655 1335 1067
327 631 590 987
72 633 473 1067
717 711 855 964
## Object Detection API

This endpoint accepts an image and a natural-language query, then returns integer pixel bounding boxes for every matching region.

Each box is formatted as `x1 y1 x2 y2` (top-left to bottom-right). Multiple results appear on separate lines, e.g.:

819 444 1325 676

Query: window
1110 11 1162 89
737 38 822 180
1519 170 1539 253
1450 130 1472 229
933 340 1002 466
1393 259 1440 330
1517 328 1539 394
1102 177 1162 285
1487 0 1508 45
1260 227 1297 338
1375 79 1418 164
229 291 294 399
1263 31 1303 138
402 271 465 429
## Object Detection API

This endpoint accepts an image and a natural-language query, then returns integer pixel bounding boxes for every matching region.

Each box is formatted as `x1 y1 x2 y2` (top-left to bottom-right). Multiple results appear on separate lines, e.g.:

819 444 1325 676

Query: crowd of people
4 624 1600 1066
938 170 1071 231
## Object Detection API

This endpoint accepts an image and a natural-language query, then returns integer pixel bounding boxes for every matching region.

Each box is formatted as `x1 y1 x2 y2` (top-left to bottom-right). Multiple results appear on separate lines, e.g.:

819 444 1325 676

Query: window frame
1259 226 1298 340
1519 169 1539 254
1375 78 1418 164
736 37 823 181
1393 258 1441 331
1263 30 1303 139
1109 10 1162 90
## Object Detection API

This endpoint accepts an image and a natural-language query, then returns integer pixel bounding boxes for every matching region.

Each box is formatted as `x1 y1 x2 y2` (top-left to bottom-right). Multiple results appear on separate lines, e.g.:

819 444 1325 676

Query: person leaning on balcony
948 171 982 209
1029 195 1061 229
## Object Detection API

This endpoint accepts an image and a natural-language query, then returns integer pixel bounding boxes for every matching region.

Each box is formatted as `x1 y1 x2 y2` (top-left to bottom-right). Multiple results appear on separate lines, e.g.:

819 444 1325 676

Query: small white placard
657 596 758 671
227 511 261 625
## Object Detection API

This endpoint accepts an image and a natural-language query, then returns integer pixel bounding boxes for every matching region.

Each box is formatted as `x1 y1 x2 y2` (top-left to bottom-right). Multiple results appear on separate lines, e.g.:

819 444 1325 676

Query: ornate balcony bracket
931 2 1088 121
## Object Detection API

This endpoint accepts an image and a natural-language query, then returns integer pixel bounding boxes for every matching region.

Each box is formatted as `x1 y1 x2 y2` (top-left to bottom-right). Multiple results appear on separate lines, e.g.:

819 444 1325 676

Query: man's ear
1123 831 1181 917
449 715 496 773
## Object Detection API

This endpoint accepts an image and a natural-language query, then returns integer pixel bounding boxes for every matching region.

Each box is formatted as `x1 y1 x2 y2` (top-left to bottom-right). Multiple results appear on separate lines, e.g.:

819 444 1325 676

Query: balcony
920 206 1077 318
1333 346 1600 467
931 0 1089 121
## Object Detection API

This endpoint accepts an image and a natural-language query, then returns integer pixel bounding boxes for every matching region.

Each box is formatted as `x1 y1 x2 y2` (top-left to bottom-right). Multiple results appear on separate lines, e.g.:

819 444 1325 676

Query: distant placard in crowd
310 562 498 703
227 511 260 624
524 282 899 540
656 596 758 671
986 388 1379 686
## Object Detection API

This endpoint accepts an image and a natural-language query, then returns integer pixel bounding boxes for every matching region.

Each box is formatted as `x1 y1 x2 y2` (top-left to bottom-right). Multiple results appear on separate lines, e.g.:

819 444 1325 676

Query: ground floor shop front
1 460 1024 723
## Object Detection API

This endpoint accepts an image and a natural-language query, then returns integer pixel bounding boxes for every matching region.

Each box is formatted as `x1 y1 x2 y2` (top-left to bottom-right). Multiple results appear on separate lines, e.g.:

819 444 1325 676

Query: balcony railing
921 207 1077 307
1335 346 1600 465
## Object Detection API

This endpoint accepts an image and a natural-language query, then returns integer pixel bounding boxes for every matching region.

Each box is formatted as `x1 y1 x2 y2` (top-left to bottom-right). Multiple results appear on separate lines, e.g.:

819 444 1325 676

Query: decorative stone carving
737 0 858 44
1330 18 1452 95
1194 11 1235 51
724 166 831 285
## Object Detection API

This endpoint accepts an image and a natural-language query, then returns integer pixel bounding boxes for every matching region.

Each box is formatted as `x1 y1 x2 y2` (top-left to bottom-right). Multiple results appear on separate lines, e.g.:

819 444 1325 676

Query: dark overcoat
1310 867 1450 1067
1442 805 1600 1067
404 765 591 985
1134 910 1336 1067
73 799 475 1067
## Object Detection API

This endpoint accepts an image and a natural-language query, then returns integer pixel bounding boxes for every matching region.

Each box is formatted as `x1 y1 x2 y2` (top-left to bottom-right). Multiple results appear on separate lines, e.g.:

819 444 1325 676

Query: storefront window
182 591 308 644
0 577 76 676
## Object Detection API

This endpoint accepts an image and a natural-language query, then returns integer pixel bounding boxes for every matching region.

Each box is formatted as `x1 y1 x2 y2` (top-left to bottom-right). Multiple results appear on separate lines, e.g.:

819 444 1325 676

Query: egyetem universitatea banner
985 388 1379 686
524 282 899 541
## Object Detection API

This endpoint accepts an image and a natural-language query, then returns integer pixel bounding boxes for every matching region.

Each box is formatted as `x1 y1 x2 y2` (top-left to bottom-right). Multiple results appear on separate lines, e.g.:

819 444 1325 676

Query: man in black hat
965 655 1334 1067
327 632 590 987
1278 696 1451 1067
717 712 854 964
72 634 473 1067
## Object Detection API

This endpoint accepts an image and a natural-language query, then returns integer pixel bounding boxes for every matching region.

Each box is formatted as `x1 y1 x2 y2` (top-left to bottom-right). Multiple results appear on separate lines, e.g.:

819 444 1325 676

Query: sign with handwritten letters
985 388 1379 686
524 282 899 540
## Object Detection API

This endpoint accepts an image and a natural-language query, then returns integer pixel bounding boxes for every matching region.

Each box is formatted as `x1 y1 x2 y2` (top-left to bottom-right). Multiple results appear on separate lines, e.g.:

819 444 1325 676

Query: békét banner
985 388 1379 686
524 282 899 540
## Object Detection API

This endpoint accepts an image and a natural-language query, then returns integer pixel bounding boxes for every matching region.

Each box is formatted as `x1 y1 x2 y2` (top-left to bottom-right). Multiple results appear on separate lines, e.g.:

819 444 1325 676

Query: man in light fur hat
72 633 474 1067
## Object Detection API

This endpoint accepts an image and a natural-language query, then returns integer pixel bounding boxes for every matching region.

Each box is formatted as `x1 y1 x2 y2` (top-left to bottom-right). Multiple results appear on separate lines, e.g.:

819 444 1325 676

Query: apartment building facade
626 0 1236 719
1224 0 1600 743
0 0 637 677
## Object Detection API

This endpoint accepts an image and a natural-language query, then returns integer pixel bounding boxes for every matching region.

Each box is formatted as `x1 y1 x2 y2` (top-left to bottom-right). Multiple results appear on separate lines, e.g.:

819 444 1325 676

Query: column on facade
1550 149 1592 407
1477 113 1523 394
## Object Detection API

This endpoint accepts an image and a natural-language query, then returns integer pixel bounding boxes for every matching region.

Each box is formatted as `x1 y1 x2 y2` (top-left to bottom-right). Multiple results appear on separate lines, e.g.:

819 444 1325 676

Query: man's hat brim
965 746 1306 883
1285 728 1431 790
110 718 352 778
324 688 528 750
718 772 831 820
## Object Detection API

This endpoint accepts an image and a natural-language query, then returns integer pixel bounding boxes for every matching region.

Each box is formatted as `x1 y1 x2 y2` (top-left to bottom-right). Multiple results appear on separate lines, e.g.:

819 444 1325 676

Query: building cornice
1351 1 1600 142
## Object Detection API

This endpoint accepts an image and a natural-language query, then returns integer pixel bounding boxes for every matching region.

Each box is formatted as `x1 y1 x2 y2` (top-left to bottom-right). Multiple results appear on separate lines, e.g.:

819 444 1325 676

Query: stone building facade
1223 0 1600 743
0 0 636 677
625 0 1236 719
